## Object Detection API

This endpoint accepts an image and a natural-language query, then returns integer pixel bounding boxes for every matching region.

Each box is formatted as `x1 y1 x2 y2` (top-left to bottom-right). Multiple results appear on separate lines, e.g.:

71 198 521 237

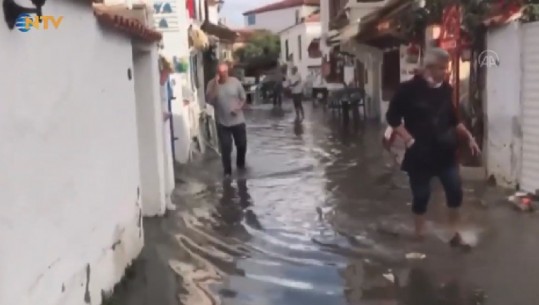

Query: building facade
484 20 539 194
154 0 205 163
154 0 236 163
243 0 320 33
0 1 167 304
279 13 322 84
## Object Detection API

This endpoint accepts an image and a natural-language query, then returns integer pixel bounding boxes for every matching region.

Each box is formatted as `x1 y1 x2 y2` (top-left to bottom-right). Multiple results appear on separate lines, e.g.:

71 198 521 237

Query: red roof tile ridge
92 2 162 42
243 0 320 16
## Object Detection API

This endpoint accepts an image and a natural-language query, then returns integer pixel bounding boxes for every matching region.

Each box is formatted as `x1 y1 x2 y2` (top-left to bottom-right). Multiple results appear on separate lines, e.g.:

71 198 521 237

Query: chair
348 88 367 120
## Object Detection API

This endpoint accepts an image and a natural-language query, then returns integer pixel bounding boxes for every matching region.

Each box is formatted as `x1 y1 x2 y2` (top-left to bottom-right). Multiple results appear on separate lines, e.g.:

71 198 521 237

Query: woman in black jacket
385 48 480 245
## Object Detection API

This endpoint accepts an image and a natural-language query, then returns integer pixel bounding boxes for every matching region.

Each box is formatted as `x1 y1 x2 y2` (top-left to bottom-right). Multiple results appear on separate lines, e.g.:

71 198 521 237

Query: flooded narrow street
113 104 539 305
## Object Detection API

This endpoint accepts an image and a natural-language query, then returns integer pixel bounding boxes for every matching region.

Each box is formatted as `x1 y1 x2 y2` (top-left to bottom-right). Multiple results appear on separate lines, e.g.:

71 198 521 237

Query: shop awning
336 21 361 44
482 2 524 27
354 0 415 49
201 20 238 42
330 6 350 30
326 30 341 48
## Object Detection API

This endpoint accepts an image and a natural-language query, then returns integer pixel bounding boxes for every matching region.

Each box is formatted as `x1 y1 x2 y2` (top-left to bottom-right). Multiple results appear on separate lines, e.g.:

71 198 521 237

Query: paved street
111 102 539 305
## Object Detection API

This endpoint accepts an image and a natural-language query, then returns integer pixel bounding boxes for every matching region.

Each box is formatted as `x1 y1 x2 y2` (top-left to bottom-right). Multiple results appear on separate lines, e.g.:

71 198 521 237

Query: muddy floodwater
112 104 539 305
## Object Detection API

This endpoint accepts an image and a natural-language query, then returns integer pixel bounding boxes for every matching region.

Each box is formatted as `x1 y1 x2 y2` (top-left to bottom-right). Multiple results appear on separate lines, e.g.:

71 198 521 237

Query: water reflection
215 178 258 228
115 103 510 305
293 120 304 136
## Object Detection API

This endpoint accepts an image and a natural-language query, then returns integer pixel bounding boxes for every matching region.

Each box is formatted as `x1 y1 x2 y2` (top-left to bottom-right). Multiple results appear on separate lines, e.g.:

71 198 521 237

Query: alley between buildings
111 103 539 305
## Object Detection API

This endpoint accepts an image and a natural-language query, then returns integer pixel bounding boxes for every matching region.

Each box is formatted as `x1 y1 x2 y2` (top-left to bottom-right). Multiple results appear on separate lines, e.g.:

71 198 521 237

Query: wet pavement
111 103 539 305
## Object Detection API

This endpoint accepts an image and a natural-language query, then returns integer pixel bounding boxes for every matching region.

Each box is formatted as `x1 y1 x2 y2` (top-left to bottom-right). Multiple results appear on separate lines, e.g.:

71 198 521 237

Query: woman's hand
405 137 415 149
468 137 481 156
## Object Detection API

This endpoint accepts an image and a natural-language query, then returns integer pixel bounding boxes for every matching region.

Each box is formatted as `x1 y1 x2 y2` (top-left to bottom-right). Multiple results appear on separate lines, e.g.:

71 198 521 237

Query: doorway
132 47 168 216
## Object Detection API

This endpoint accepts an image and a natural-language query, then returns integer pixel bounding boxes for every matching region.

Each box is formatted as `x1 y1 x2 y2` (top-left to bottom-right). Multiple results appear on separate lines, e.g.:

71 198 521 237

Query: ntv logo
15 13 63 32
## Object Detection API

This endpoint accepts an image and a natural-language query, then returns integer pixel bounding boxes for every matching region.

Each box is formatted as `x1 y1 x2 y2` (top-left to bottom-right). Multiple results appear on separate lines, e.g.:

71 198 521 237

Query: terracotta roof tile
232 28 260 42
243 0 320 16
93 3 162 42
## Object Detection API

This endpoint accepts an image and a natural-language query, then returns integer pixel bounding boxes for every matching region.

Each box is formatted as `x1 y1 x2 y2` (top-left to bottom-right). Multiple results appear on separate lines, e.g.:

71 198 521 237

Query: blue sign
15 14 32 32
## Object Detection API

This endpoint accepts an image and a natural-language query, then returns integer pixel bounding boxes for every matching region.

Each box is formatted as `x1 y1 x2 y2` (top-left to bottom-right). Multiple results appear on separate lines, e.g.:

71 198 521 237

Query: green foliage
399 0 539 44
521 0 539 22
234 30 280 62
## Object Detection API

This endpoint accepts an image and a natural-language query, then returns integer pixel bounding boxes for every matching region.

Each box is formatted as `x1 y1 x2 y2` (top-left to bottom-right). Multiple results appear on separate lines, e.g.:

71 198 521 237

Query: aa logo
478 50 500 68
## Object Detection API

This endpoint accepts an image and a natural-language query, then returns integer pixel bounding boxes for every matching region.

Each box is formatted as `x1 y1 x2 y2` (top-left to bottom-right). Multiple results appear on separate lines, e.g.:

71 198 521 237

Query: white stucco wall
320 0 330 37
485 22 523 187
0 3 143 305
160 83 176 207
132 44 170 217
244 6 319 33
208 4 219 23
280 22 322 80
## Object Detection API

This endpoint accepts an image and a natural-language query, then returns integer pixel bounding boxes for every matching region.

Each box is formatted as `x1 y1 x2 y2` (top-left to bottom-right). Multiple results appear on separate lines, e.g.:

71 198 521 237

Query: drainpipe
167 79 177 164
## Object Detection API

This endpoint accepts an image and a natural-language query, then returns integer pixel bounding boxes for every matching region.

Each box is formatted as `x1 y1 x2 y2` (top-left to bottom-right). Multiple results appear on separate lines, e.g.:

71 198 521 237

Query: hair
218 61 229 67
423 48 450 67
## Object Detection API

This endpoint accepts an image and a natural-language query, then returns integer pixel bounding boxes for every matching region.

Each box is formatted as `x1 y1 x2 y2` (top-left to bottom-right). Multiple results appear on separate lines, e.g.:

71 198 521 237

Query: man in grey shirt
206 62 248 177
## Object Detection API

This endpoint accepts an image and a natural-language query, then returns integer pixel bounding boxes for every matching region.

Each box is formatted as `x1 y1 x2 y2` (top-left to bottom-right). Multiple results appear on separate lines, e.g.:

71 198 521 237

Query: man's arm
386 84 414 147
236 78 247 108
291 75 301 87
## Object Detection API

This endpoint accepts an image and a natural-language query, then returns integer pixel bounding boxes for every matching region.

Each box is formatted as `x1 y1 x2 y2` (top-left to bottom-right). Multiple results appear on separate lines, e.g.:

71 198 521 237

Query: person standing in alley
385 48 480 246
206 62 248 178
288 66 304 121
262 63 284 108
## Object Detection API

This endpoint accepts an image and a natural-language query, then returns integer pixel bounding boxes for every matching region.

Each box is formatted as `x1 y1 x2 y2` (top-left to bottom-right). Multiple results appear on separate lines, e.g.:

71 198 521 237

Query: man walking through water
385 48 480 246
207 62 248 178
288 66 304 121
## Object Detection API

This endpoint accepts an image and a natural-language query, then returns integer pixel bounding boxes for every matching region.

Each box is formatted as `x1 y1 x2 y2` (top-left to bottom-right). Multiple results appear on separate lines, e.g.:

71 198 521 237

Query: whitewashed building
0 1 171 305
152 0 236 163
153 0 205 163
243 0 320 33
279 13 321 84
484 19 539 194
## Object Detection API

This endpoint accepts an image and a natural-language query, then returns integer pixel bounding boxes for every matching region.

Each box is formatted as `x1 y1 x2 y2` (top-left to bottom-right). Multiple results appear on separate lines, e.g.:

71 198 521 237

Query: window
297 35 302 60
247 14 256 25
285 39 289 60
295 10 300 24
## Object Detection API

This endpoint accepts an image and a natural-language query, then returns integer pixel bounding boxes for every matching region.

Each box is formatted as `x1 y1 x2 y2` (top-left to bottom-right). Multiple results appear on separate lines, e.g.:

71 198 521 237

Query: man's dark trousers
273 83 283 107
217 123 247 175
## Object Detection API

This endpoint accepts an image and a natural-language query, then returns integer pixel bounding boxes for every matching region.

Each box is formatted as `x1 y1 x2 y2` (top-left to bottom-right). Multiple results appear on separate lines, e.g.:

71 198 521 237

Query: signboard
439 38 457 50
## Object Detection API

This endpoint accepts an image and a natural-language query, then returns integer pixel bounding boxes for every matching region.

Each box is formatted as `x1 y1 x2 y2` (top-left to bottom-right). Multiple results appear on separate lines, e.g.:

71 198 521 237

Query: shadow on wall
170 82 194 164
172 111 191 163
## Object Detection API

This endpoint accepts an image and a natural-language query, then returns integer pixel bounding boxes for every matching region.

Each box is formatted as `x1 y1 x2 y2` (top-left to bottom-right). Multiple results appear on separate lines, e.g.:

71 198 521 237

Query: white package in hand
382 126 406 166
